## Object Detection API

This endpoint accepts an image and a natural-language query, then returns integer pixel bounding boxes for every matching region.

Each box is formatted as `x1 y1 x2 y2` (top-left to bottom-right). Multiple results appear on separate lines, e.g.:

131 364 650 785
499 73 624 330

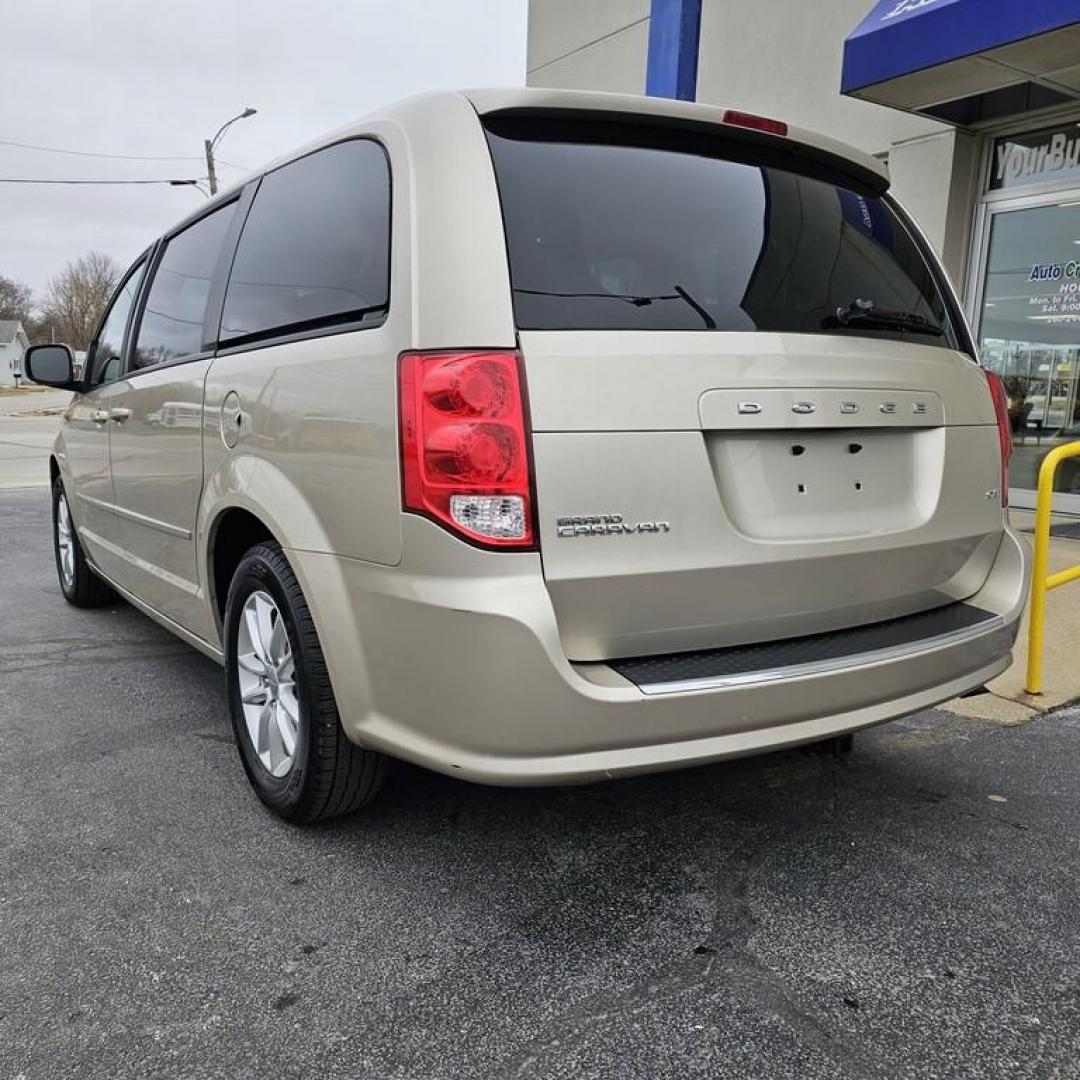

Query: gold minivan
25 89 1029 822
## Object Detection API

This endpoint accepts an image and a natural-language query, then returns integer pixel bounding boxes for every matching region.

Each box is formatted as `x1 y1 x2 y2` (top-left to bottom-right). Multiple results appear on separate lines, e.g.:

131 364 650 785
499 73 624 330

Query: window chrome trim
213 312 388 358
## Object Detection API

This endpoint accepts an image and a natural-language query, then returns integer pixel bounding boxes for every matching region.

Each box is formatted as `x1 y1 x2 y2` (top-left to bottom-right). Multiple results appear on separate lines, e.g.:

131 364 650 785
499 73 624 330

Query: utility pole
204 107 257 197
203 138 218 197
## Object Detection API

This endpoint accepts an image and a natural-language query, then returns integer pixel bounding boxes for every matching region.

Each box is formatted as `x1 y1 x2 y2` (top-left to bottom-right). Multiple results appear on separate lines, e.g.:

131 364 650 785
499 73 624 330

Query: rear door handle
92 409 110 425
109 408 132 423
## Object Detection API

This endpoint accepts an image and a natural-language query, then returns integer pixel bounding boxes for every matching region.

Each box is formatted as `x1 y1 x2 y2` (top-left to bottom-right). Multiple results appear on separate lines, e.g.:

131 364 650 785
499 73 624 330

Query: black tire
52 478 114 608
224 541 385 823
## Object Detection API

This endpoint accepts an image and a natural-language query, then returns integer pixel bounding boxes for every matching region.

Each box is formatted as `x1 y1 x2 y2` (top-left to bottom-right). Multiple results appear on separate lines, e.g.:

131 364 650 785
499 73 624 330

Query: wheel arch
206 506 278 633
199 455 337 640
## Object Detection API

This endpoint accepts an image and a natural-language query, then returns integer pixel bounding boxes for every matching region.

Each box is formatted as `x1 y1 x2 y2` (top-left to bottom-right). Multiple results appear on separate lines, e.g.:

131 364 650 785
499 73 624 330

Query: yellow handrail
1025 439 1080 694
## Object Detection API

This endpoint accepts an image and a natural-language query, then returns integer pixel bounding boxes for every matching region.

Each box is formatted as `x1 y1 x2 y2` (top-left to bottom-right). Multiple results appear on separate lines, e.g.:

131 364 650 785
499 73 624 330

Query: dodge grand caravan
25 89 1029 822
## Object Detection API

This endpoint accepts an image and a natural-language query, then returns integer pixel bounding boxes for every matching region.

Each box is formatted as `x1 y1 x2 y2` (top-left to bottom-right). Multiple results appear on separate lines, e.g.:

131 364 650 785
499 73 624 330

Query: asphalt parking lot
2 486 1080 1080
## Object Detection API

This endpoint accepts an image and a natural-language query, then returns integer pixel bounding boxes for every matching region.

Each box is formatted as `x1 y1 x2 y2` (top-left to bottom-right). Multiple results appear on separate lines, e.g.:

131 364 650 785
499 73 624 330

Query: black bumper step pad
609 603 998 690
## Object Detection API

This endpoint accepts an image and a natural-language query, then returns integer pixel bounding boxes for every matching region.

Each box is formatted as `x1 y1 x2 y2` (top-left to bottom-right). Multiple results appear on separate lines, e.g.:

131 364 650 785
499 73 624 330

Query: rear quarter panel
202 326 404 566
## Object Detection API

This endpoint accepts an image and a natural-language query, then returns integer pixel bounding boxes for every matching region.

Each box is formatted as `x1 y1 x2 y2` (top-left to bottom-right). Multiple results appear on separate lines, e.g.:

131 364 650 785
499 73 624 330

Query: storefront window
979 200 1080 496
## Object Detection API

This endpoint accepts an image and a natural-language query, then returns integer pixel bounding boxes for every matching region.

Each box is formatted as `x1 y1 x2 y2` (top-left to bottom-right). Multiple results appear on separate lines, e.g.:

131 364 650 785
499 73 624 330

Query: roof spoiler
479 106 889 198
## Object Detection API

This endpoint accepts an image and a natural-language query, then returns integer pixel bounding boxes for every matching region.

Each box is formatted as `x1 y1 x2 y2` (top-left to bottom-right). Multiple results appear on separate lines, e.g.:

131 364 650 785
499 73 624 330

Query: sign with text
990 124 1080 192
1025 261 1080 323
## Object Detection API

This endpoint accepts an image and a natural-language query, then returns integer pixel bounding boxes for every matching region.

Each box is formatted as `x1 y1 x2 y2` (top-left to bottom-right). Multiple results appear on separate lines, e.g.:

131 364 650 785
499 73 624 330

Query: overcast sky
1 0 527 299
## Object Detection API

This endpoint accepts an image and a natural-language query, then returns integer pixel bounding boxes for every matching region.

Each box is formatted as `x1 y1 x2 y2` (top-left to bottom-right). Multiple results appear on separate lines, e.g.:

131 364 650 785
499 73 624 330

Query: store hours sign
1026 261 1080 323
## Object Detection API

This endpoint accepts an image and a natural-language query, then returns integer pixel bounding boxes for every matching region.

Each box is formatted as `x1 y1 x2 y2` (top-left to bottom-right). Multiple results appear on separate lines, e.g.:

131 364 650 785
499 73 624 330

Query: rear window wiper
513 285 716 329
824 298 945 337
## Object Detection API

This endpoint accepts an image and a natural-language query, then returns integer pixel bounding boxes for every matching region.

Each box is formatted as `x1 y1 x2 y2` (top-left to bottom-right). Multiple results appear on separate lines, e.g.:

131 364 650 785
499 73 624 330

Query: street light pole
204 107 257 196
203 138 218 197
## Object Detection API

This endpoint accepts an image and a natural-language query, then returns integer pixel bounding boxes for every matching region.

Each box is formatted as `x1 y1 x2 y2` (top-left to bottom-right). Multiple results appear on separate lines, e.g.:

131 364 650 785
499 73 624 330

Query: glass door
975 195 1080 511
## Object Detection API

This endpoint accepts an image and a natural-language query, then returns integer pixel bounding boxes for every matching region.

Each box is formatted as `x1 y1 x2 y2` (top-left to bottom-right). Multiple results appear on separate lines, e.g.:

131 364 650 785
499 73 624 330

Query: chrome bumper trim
632 615 1006 696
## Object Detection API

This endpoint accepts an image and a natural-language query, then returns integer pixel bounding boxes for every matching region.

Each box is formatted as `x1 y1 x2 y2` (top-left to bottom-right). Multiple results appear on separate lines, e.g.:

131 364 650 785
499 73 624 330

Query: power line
0 177 202 185
0 137 247 171
0 137 201 161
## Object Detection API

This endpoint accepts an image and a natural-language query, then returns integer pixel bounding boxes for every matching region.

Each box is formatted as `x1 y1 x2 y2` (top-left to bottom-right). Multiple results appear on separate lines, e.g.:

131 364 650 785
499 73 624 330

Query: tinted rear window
485 118 958 347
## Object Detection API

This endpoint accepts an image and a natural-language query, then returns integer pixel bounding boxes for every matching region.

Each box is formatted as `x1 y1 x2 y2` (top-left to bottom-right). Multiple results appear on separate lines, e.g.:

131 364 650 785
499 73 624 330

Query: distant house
0 321 30 384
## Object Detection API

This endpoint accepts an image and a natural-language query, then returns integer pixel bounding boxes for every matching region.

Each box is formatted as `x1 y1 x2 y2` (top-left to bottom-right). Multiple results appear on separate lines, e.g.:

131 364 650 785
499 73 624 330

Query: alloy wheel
56 493 75 589
236 590 299 778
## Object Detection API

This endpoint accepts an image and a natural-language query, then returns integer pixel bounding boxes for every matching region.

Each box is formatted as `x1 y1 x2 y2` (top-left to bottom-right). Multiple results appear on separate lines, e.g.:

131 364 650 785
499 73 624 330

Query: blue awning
842 0 1080 122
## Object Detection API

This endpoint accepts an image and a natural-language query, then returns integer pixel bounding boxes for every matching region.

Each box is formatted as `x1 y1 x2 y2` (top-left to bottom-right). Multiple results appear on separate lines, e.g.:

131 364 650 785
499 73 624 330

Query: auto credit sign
990 123 1080 192
1025 261 1080 323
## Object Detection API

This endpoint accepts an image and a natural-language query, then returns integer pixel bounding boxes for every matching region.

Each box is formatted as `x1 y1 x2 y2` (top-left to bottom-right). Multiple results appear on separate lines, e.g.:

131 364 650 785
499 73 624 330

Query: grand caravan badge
557 514 672 538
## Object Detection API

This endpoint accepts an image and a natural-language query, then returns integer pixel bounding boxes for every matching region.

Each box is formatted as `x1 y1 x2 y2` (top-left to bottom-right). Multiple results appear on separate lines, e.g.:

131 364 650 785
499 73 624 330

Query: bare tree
0 275 34 324
26 312 61 347
43 252 120 351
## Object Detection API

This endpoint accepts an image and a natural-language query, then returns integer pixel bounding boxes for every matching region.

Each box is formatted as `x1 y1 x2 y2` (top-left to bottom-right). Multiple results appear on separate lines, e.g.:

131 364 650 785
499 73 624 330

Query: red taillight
722 109 788 137
399 350 535 549
983 368 1012 508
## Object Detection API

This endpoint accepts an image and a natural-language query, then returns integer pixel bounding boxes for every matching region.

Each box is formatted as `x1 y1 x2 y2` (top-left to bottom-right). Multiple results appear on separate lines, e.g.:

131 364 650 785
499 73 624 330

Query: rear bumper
290 521 1029 785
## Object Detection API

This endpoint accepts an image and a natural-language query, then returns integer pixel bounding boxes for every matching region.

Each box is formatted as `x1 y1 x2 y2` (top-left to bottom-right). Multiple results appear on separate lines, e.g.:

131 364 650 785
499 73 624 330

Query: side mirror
24 344 78 389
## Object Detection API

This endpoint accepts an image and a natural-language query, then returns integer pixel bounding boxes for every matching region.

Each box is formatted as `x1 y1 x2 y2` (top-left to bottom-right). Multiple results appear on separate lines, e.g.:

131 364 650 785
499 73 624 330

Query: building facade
526 0 1080 510
0 321 30 384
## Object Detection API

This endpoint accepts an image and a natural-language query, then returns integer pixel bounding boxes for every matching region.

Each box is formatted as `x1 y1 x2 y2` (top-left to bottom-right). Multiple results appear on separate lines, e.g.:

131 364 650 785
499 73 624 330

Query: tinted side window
87 258 146 386
220 140 390 344
132 203 236 369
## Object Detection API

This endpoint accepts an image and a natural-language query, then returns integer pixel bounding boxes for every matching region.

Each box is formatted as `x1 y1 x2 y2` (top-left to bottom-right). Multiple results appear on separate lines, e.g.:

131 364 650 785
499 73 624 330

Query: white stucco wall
527 0 650 94
525 0 977 282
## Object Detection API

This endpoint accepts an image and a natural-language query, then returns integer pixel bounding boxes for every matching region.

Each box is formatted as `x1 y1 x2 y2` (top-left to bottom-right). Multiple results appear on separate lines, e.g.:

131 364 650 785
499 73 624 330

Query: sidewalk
0 387 71 489
946 508 1080 724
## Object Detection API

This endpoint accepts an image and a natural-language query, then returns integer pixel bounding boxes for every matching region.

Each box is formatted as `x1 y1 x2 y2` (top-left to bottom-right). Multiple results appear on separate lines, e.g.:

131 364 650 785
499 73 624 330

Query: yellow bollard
1025 441 1080 694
